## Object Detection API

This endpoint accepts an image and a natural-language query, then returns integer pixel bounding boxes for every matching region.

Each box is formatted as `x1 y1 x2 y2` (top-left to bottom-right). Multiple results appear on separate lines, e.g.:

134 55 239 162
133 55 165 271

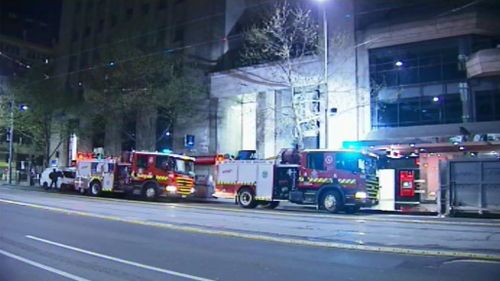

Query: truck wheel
345 206 360 214
321 190 342 214
142 183 158 201
261 201 280 209
238 188 257 209
88 181 102 197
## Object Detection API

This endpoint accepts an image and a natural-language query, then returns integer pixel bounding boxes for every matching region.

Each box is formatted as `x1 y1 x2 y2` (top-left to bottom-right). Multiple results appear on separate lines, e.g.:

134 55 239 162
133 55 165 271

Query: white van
40 167 76 190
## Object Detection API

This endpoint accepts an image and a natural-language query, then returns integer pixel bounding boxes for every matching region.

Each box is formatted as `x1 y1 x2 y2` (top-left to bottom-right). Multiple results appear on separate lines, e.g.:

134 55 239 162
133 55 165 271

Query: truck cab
286 149 379 213
130 151 196 199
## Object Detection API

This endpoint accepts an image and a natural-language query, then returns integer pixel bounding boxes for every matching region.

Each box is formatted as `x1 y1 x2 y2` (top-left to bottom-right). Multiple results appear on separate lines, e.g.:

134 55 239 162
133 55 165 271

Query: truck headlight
190 187 195 193
355 191 367 199
166 185 177 193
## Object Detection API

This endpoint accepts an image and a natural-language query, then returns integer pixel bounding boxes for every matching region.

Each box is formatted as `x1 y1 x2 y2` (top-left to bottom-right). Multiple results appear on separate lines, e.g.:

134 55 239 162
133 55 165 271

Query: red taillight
216 154 225 163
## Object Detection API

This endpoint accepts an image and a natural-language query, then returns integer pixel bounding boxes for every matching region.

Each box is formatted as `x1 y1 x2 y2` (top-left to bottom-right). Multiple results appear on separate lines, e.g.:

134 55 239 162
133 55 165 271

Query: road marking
2 186 499 227
0 199 499 261
26 235 215 281
443 259 500 265
0 249 92 281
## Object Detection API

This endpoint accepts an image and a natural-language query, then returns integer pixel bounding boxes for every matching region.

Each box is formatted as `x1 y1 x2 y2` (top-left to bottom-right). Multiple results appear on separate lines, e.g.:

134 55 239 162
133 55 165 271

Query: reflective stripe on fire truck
216 182 256 186
134 174 153 180
156 175 168 181
90 176 102 185
338 178 357 185
299 177 356 185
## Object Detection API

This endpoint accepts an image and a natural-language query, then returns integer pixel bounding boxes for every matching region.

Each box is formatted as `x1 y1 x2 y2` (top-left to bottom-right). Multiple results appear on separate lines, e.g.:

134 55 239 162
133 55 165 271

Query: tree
0 65 75 167
83 42 206 155
242 0 321 148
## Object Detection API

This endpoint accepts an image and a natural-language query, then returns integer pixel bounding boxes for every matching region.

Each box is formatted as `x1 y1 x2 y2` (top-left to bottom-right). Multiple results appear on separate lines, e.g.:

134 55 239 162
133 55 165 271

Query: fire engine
213 149 379 213
74 151 196 200
192 155 226 198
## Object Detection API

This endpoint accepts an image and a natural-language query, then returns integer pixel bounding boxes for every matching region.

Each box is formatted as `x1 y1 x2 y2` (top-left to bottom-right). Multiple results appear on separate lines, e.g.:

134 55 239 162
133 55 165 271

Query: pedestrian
29 166 35 186
49 168 58 189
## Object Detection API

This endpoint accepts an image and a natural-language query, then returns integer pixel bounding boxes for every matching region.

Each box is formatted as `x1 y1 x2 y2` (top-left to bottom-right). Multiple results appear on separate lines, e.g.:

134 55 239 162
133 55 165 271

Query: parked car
40 167 76 190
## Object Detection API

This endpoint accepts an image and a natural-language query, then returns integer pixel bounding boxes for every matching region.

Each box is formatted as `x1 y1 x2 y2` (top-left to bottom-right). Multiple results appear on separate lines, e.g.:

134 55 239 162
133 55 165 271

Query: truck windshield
335 152 360 172
360 156 377 175
335 152 377 175
156 156 194 176
174 159 195 177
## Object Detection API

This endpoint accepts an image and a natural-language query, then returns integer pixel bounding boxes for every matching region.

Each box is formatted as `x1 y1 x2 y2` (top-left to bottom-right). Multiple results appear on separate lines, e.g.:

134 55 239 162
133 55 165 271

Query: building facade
0 0 59 176
208 0 500 203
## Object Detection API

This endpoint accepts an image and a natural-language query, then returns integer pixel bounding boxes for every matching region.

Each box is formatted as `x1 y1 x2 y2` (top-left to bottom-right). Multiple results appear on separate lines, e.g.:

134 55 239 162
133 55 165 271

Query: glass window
125 8 133 20
156 156 169 169
307 153 325 171
142 3 150 14
398 66 419 85
110 14 117 27
369 37 474 128
442 60 463 81
376 101 398 127
84 26 91 37
335 153 360 173
419 61 441 83
399 97 420 126
495 92 500 121
420 96 441 124
71 30 79 42
174 26 184 42
443 94 462 123
158 0 167 10
75 1 82 13
476 91 492 121
136 155 148 169
63 171 75 178
97 19 104 32
475 90 500 122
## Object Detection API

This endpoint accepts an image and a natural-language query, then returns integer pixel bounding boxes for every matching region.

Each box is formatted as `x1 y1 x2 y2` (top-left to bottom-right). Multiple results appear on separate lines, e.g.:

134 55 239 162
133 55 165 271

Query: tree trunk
135 104 157 151
104 113 123 156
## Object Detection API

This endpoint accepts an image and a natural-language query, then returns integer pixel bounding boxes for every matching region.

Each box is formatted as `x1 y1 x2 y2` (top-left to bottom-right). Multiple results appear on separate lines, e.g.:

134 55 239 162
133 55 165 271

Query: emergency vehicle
74 151 196 200
213 149 379 213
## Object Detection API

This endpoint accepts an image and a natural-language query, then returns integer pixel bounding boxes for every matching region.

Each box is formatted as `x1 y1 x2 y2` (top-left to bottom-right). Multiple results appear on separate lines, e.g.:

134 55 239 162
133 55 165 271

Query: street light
6 100 29 184
314 0 329 148
7 100 14 184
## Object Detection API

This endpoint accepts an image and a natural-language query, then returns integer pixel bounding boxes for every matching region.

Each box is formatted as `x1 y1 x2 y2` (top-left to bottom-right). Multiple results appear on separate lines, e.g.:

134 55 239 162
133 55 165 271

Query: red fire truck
192 155 227 198
213 149 379 213
75 151 196 200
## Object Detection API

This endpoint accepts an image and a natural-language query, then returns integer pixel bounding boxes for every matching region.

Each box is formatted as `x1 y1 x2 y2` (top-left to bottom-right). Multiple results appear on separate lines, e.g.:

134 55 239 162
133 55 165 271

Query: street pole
321 6 329 149
8 99 14 184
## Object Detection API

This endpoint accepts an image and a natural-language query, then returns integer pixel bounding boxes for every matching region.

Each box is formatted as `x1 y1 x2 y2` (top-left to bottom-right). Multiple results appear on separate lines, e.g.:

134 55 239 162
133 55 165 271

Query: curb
2 185 500 228
1 198 500 261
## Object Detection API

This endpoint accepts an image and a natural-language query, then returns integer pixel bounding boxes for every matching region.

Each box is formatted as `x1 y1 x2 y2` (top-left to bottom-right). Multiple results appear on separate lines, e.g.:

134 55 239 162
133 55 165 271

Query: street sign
185 134 195 149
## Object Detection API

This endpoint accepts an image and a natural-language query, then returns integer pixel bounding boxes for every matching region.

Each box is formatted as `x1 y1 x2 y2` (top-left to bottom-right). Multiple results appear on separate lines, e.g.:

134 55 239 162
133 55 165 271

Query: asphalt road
2 201 500 281
1 186 500 257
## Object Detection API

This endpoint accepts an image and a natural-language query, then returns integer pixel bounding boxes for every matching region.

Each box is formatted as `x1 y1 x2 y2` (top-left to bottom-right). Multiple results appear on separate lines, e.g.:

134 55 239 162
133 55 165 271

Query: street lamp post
8 100 14 184
314 0 329 148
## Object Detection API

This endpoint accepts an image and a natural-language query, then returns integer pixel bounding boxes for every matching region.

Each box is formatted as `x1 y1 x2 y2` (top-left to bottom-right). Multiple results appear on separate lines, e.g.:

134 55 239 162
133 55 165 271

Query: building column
48 118 69 167
327 0 357 148
256 91 276 158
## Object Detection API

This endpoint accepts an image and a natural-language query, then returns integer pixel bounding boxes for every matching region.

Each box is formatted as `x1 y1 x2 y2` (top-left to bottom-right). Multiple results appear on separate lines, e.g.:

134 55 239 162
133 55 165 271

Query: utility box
447 159 500 215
